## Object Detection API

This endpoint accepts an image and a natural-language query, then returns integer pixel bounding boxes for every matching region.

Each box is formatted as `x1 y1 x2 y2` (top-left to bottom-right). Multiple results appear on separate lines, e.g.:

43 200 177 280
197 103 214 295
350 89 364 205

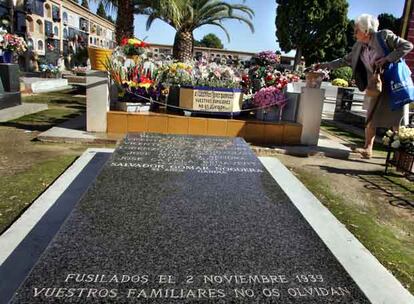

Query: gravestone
2 133 370 303
0 63 21 110
0 64 20 92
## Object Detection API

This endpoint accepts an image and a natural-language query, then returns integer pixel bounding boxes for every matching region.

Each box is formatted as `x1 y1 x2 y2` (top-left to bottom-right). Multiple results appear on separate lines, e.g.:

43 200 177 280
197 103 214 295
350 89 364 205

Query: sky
89 0 406 55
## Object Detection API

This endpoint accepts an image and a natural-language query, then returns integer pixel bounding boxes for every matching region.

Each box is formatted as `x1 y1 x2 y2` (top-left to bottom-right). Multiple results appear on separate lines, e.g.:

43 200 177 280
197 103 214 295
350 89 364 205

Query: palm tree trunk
173 30 194 62
115 0 134 45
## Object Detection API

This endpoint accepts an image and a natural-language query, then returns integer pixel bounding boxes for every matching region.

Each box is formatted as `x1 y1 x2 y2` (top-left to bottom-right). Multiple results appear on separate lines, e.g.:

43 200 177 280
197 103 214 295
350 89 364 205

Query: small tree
81 0 89 9
97 2 107 18
197 34 224 49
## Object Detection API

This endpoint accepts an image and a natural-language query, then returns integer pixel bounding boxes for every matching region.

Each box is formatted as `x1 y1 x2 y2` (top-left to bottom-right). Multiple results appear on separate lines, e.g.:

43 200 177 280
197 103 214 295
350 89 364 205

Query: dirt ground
275 153 414 223
0 127 84 177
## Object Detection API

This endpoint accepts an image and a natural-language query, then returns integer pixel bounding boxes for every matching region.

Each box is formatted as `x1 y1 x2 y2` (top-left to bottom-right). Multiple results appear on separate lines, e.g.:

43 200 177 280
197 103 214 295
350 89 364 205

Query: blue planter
2 51 13 64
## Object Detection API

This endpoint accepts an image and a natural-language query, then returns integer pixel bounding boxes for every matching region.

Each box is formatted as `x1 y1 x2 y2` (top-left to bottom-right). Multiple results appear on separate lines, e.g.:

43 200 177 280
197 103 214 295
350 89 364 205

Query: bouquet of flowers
156 61 193 86
189 61 242 88
253 86 287 109
2 33 27 54
382 126 414 150
105 54 162 103
253 51 280 66
40 64 61 74
120 37 149 56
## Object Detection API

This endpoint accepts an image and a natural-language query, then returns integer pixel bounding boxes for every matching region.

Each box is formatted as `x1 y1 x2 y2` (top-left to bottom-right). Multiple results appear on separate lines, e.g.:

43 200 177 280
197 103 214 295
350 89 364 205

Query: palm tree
134 0 254 62
95 0 134 45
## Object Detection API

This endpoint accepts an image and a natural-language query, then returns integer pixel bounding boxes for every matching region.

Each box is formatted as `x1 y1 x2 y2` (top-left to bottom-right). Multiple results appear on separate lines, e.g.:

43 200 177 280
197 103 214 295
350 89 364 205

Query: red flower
140 76 153 84
121 38 128 46
141 41 149 48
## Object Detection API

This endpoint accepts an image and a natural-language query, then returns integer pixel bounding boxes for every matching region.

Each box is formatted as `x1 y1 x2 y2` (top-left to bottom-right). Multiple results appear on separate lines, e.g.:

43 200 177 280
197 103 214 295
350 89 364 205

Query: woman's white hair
355 14 379 34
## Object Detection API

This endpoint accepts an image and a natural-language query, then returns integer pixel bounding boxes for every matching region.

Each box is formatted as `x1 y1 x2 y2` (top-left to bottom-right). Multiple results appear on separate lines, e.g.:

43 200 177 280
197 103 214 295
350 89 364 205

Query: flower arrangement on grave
120 37 149 56
104 52 162 105
1 32 27 54
383 126 414 173
253 86 287 109
252 86 287 121
40 64 61 78
253 50 281 66
156 61 193 86
382 126 414 151
188 61 242 89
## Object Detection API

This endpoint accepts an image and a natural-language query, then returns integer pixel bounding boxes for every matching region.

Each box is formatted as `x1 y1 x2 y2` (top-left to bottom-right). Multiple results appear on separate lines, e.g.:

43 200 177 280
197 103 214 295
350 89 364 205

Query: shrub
330 67 352 83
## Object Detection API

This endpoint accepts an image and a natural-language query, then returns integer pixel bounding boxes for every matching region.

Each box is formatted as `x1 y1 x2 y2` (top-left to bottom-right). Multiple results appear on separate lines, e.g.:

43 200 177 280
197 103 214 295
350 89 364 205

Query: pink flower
253 86 287 108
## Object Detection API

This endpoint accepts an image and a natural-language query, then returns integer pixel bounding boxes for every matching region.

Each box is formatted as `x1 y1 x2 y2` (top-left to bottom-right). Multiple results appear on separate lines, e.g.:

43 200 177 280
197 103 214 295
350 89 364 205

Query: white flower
382 136 390 146
386 130 394 137
391 140 400 149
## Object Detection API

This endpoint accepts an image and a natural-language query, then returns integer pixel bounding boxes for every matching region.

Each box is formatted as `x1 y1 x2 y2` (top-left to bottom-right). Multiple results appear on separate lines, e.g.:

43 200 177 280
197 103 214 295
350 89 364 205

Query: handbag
365 66 382 97
377 32 414 110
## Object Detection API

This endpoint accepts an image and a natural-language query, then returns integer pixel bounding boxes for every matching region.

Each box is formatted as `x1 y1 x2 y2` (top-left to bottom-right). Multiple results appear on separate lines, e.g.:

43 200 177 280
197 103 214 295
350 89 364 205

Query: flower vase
3 50 13 64
256 107 280 121
394 150 414 174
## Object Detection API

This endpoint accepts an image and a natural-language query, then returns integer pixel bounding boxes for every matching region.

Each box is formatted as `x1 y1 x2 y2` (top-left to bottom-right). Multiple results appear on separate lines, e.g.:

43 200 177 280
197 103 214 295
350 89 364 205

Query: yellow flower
128 38 141 45
177 62 186 69
138 82 152 89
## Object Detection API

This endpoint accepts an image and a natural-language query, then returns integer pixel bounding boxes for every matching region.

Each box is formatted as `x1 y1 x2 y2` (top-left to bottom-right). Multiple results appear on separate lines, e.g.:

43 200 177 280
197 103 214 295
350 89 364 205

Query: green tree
197 33 223 49
81 0 89 9
344 19 355 52
97 2 107 18
378 13 401 34
275 0 348 69
321 18 355 62
134 0 254 62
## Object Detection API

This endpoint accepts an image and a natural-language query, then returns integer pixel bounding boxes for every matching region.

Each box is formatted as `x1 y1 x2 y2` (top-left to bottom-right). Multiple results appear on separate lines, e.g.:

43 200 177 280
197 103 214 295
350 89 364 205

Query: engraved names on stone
110 133 263 174
30 273 353 300
8 133 371 303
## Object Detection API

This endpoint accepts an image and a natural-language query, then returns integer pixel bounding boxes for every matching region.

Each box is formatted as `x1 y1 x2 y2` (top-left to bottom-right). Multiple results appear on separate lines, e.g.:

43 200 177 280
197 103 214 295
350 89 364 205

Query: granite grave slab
4 133 371 303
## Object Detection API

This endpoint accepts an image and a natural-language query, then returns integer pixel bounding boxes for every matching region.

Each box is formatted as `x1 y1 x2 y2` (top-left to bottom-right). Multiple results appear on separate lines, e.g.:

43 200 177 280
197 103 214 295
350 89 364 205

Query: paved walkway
0 103 48 123
37 114 122 143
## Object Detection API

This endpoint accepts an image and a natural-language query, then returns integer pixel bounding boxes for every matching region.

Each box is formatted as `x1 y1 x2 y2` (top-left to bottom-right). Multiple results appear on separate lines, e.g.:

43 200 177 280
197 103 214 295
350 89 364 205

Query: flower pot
394 150 414 174
256 107 280 121
88 47 113 71
305 72 324 88
2 50 13 64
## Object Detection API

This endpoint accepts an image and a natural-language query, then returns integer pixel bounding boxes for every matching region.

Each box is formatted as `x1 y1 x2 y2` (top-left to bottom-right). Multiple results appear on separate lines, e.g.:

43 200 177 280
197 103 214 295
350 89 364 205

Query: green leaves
133 0 255 60
275 0 348 67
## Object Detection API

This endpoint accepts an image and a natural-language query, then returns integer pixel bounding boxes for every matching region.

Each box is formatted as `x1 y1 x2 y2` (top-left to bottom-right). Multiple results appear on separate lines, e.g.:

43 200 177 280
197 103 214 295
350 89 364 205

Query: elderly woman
319 14 413 159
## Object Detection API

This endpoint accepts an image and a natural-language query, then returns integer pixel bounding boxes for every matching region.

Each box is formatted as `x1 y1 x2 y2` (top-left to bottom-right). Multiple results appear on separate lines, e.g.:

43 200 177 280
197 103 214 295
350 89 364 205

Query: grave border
260 156 414 304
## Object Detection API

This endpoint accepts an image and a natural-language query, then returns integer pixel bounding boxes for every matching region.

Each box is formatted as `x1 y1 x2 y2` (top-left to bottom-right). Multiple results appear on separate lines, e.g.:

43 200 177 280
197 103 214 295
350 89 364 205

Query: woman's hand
375 57 388 67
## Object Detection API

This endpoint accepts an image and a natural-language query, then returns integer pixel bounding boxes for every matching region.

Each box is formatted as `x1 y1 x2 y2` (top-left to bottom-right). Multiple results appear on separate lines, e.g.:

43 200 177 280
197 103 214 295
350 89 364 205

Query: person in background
317 14 413 159
57 52 65 71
